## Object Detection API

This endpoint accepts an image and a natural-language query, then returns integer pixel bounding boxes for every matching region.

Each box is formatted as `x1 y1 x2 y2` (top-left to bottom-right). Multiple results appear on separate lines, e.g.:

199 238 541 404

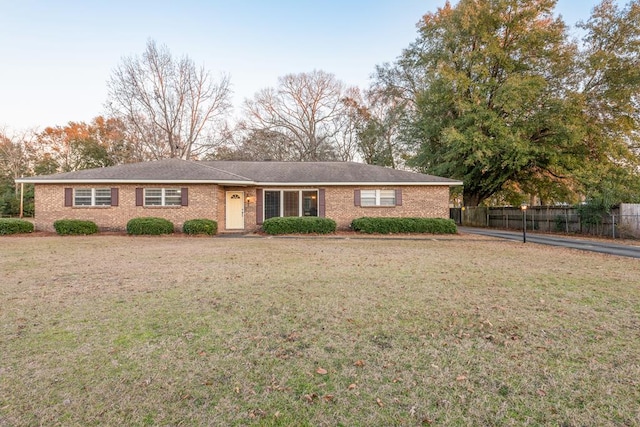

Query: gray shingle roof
200 161 459 184
18 159 253 184
16 159 462 186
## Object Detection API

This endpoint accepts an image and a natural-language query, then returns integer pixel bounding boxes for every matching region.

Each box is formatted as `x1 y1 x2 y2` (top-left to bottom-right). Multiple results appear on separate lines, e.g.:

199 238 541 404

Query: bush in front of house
350 217 457 234
183 219 218 235
126 217 174 235
262 217 337 235
0 218 34 235
53 219 99 235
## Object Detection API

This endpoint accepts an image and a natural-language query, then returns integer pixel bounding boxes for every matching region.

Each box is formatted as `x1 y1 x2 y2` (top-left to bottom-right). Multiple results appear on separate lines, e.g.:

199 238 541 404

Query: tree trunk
463 190 482 207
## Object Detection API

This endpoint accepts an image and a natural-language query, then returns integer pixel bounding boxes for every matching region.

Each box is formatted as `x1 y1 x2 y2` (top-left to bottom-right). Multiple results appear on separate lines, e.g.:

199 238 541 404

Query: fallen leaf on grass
354 360 365 367
323 394 334 402
537 389 547 397
316 367 328 375
456 375 467 381
376 398 383 407
303 393 318 403
348 383 357 390
248 408 266 419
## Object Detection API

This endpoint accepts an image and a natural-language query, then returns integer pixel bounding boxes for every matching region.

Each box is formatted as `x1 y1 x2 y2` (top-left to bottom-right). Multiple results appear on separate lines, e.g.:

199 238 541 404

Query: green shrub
0 218 34 235
127 217 174 235
53 219 98 235
262 217 336 235
183 219 218 235
350 217 457 234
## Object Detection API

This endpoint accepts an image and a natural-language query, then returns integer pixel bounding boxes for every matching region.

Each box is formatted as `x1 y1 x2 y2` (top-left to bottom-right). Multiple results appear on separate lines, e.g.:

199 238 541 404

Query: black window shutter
181 188 188 206
354 189 361 207
395 189 403 206
135 188 143 206
256 189 263 224
111 188 119 206
318 189 326 217
64 188 73 207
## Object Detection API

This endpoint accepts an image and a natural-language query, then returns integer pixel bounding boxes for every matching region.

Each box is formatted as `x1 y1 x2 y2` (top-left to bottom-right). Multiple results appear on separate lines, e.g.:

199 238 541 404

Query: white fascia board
14 179 256 185
255 181 464 187
16 178 464 186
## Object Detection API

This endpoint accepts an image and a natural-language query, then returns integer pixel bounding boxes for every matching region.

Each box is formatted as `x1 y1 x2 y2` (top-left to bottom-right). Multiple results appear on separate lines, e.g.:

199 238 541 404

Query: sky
0 0 623 132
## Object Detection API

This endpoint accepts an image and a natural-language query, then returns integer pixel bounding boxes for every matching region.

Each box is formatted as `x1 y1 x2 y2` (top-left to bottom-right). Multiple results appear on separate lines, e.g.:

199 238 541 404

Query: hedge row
0 218 34 235
126 217 174 235
262 217 337 235
351 217 457 234
54 219 98 235
183 218 217 235
4 216 456 236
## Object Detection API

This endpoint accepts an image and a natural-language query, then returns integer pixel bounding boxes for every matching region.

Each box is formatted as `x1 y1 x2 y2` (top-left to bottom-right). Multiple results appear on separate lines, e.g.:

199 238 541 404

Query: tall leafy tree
378 0 639 206
107 40 232 160
30 117 134 173
573 0 640 203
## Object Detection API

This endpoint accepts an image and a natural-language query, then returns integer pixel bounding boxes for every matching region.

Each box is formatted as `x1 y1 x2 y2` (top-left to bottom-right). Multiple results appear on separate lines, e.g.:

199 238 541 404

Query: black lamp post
521 204 527 243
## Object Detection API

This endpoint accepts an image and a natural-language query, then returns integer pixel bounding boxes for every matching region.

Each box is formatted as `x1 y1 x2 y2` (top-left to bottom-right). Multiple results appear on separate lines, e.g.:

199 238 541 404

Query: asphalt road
459 227 640 259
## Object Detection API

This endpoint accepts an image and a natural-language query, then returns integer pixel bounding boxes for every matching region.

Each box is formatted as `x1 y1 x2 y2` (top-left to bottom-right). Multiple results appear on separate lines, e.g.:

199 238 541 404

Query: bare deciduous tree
242 70 355 161
106 40 232 160
0 128 31 193
344 87 407 168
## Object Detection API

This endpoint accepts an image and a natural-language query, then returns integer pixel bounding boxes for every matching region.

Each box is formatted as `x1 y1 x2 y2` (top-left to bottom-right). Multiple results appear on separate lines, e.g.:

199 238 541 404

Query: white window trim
264 189 318 218
74 188 111 206
144 188 181 206
361 189 396 207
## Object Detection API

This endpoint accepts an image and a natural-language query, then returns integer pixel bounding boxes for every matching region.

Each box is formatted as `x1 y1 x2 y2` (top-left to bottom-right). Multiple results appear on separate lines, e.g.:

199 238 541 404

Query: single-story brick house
16 159 463 232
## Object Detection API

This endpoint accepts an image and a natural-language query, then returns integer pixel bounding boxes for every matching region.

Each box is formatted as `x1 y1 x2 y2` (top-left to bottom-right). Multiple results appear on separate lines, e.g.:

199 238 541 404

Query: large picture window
264 190 318 220
74 188 111 206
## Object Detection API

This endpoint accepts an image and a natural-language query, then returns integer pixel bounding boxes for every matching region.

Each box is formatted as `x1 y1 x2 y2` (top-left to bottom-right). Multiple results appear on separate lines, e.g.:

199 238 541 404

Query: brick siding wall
324 185 450 229
34 184 450 232
34 184 220 232
253 185 450 230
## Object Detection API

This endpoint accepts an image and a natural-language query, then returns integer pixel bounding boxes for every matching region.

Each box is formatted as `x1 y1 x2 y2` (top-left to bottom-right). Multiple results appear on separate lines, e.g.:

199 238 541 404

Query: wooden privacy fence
450 204 640 239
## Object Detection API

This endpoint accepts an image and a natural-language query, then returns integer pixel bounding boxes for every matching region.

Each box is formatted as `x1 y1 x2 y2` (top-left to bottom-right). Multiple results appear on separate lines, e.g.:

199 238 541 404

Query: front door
225 191 245 230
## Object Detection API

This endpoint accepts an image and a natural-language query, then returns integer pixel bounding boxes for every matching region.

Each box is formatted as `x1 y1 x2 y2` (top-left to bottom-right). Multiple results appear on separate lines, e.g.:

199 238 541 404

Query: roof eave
255 181 464 186
14 179 256 185
15 178 464 186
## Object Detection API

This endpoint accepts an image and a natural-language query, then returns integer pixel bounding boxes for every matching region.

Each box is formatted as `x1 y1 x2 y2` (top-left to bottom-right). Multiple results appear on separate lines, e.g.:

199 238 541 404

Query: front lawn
1 235 638 426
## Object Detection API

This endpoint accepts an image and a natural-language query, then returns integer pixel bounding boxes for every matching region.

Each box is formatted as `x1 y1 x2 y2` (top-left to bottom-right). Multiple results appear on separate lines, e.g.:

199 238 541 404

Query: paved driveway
459 227 640 259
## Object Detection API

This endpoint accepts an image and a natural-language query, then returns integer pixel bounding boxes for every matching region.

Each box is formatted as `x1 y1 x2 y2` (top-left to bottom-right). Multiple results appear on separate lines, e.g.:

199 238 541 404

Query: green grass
1 235 639 426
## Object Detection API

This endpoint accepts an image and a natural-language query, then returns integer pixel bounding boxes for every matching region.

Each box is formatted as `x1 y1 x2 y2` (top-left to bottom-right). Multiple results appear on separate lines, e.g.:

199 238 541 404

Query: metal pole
523 208 527 243
612 213 616 239
19 182 24 218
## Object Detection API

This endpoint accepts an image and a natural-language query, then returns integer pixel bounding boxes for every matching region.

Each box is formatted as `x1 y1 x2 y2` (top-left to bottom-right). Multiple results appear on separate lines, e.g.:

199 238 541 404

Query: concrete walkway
459 227 640 259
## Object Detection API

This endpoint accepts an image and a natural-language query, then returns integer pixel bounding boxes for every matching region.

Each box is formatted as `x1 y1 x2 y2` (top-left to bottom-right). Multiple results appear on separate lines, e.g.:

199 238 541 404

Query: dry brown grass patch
1 235 639 426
